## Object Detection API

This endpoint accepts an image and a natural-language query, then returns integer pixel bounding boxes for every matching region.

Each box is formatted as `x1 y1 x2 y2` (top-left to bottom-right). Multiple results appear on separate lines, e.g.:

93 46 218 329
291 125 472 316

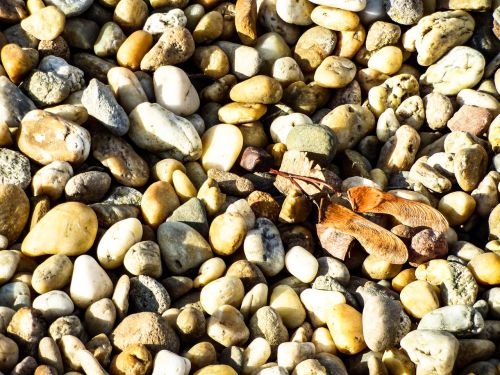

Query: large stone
21 202 98 257
20 6 65 41
0 185 29 245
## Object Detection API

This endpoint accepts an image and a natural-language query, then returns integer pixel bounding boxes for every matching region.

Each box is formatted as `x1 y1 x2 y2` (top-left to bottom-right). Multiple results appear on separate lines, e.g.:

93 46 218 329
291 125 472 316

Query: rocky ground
0 0 499 374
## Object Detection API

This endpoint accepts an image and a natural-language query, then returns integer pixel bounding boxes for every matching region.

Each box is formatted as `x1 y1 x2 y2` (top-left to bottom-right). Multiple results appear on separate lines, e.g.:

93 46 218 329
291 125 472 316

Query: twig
269 169 342 198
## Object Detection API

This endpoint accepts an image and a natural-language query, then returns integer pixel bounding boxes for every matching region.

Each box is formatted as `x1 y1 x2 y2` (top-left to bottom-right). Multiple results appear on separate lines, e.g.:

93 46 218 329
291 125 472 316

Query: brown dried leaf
347 186 449 233
319 201 409 264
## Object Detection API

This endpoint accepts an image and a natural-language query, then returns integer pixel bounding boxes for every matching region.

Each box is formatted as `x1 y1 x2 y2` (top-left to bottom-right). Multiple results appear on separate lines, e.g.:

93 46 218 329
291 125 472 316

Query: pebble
31 254 73 294
20 6 65 41
65 171 111 203
45 0 92 16
0 149 30 189
144 9 187 37
201 124 243 172
200 276 244 315
116 30 153 71
129 275 170 314
311 6 360 31
384 0 423 25
110 343 152 375
284 246 318 283
326 303 366 355
94 22 126 58
69 255 113 309
249 307 289 354
33 291 74 322
157 221 213 275
1 44 39 85
0 76 35 128
270 285 306 329
152 350 191 375
286 123 337 164
129 102 202 161
0 333 18 372
418 305 484 336
438 191 476 226
82 78 129 136
468 252 500 286
207 305 249 347
400 330 459 375
124 241 162 278
400 280 439 319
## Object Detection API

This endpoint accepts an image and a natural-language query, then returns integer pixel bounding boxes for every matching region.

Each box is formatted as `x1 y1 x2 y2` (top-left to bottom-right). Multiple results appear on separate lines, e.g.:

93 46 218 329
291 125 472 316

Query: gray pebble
65 171 112 203
363 295 402 352
484 288 500 319
0 76 36 128
455 339 496 369
49 315 87 342
82 78 130 136
90 203 140 228
4 24 39 49
460 361 498 375
166 197 209 237
10 355 37 375
207 169 255 197
249 306 289 354
129 275 171 314
316 257 350 286
0 149 31 189
94 22 126 58
0 282 31 310
63 18 100 49
384 0 423 25
45 0 93 16
104 186 143 207
418 305 484 336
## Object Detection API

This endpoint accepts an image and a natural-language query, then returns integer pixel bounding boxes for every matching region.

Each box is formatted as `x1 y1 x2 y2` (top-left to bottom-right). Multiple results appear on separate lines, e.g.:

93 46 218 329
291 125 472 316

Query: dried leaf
347 186 449 233
319 200 409 264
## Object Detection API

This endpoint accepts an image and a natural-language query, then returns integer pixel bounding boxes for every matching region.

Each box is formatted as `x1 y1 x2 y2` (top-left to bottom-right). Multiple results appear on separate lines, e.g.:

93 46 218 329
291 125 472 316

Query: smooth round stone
420 46 485 96
124 241 162 278
400 330 458 375
316 257 350 286
320 104 375 151
271 57 305 86
244 218 285 277
97 218 142 269
193 11 223 43
438 192 476 226
20 6 65 41
62 18 99 50
153 159 186 184
32 291 74 322
241 283 268 319
194 257 225 289
0 76 35 129
193 46 230 79
110 343 153 375
113 0 148 33
194 365 237 375
468 253 500 286
69 255 114 309
254 32 291 72
308 0 365 11
141 181 180 228
1 44 39 85
21 202 97 257
18 110 91 166
384 0 423 25
94 22 126 58
129 275 170 314
314 56 356 88
311 6 360 31
276 0 314 25
400 280 439 319
0 251 19 285
241 337 271 374
277 342 315 372
326 304 366 355
152 350 190 375
270 113 312 144
0 334 18 373
172 170 197 203
7 307 46 356
107 67 148 114
293 26 337 73
300 289 346 326
82 78 129 136
218 103 267 125
111 312 179 354
65 171 111 204
46 104 88 125
201 124 243 172
209 213 247 256
157 221 213 275
362 295 402 352
368 46 403 75
270 285 306 329
285 246 319 283
200 276 244 315
365 21 401 51
32 254 73 294
286 123 337 164
176 306 205 341
140 26 195 71
215 41 261 80
129 102 202 161
45 0 93 16
418 305 484 336
230 76 282 104
0 149 30 190
116 30 153 72
362 255 403 280
207 305 249 347
92 129 149 188
0 282 31 310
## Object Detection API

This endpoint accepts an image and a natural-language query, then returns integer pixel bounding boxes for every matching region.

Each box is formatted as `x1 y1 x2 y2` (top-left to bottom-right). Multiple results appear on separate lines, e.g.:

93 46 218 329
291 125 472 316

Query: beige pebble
270 285 306 329
209 213 247 256
194 257 226 288
326 304 366 355
367 46 403 75
400 280 440 319
438 191 476 226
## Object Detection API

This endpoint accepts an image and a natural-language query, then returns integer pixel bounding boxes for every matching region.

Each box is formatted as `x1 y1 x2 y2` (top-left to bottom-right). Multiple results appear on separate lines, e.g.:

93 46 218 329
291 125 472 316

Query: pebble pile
0 0 499 374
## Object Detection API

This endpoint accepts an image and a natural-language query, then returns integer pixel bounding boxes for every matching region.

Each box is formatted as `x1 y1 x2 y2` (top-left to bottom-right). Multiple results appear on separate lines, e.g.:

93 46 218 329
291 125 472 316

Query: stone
140 26 195 71
209 213 247 256
32 291 74 322
110 344 153 375
230 75 282 104
113 0 148 33
244 218 285 277
124 241 162 278
107 67 148 114
438 192 476 226
0 334 18 373
1 44 39 85
49 315 86 342
38 37 70 61
362 295 402 352
64 171 111 204
320 104 375 151
129 102 202 161
129 275 171 314
368 46 403 75
400 280 440 319
420 46 485 96
63 18 100 50
81 78 129 136
362 255 402 280
20 6 65 41
22 202 97 257
0 0 27 23
200 277 244 315
31 254 73 294
7 308 46 356
235 0 257 45
218 103 267 125
0 282 31 310
277 342 315 372
194 365 237 375
94 22 126 58
448 105 493 136
409 229 448 266
176 306 205 341
284 246 318 283
207 169 253 197
141 181 179 229
215 42 261 80
294 26 337 73
111 312 179 354
153 65 199 116
194 46 230 79
286 124 337 164
314 56 356 88
249 307 289 354
400 330 458 375
116 30 154 72
270 285 306 329
152 350 190 375
92 129 149 188
69 255 113 309
468 253 500 286
276 0 313 25
0 251 19 285
418 305 484 336
207 305 249 347
0 149 30 189
326 304 366 355
18 110 91 166
0 76 35 129
71 52 117 83
310 6 360 31
201 124 243 172
366 21 401 51
97 218 142 269
424 93 454 130
384 0 423 25
167 198 209 237
45 0 93 16
157 221 213 275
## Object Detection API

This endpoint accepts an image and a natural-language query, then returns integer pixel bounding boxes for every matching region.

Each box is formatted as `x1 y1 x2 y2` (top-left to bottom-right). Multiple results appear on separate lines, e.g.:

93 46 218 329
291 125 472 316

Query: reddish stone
447 105 493 136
